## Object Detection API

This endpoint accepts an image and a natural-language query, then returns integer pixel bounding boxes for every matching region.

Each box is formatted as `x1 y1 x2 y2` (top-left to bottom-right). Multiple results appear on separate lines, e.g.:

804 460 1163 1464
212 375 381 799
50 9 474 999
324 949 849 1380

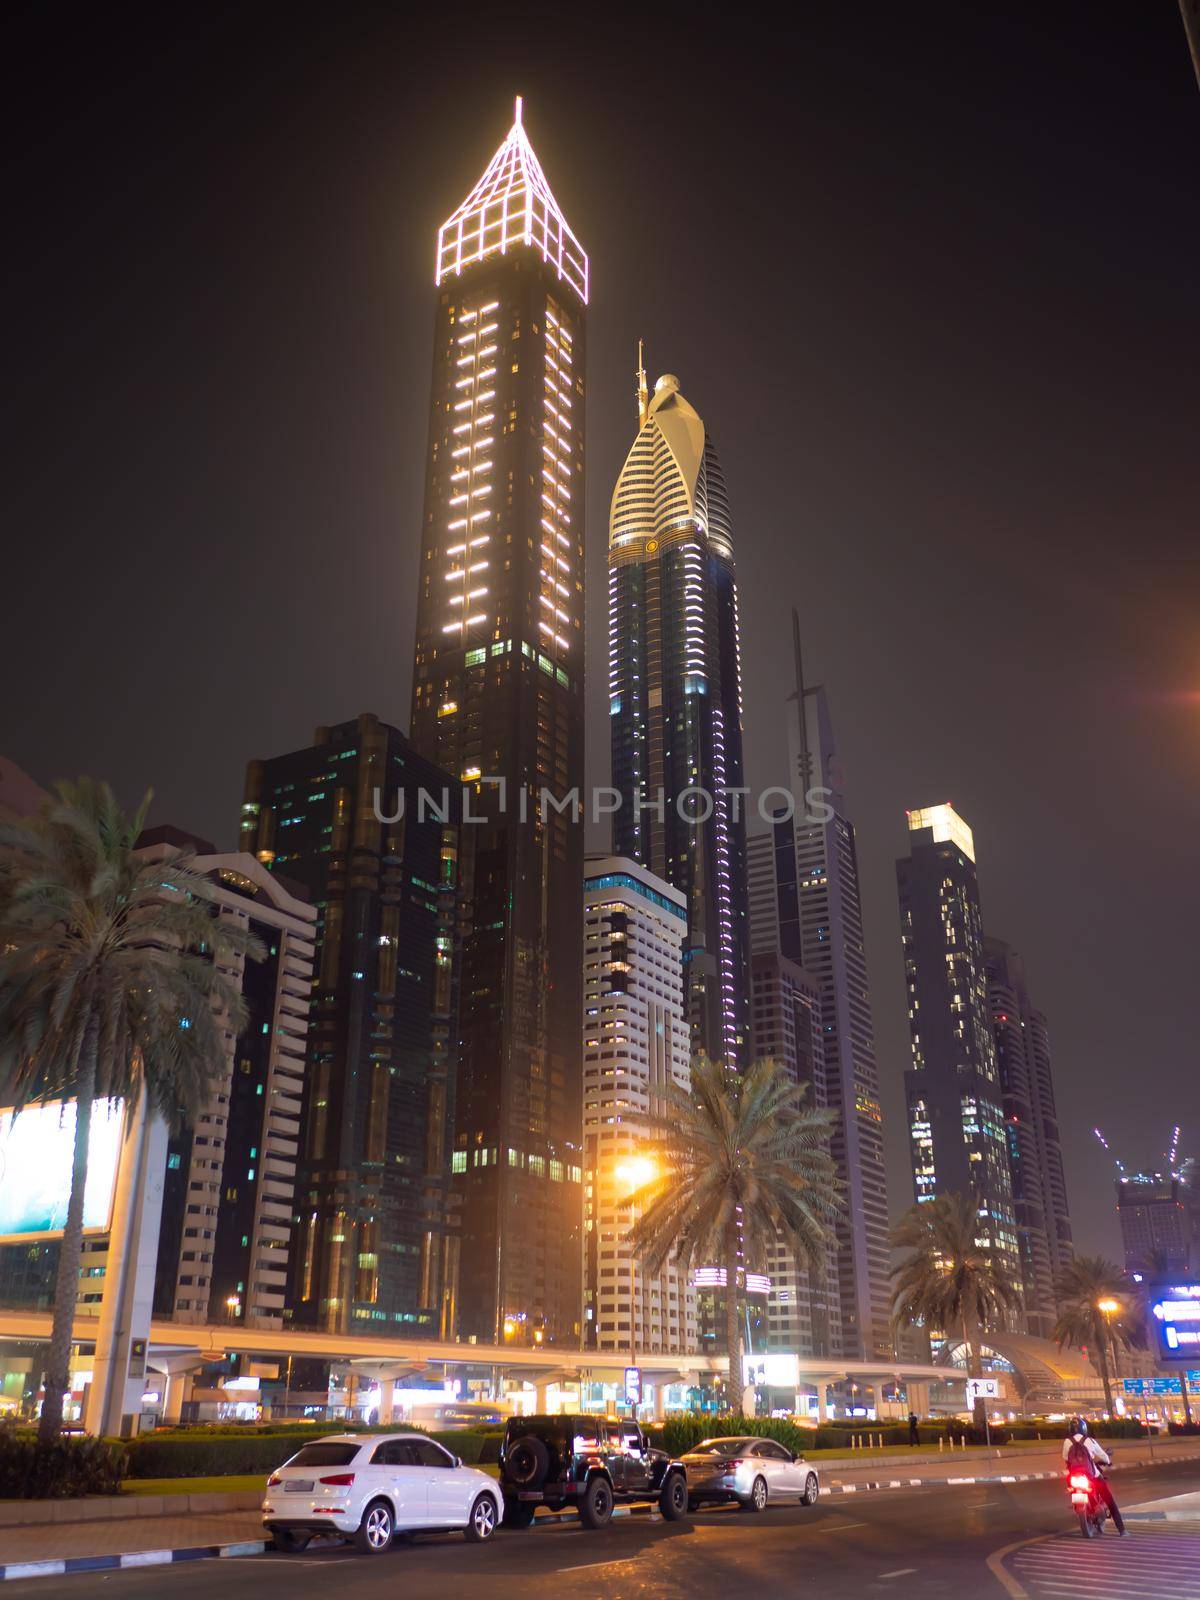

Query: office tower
139 828 318 1329
985 938 1073 1336
407 102 586 1344
897 805 1023 1314
241 713 461 1336
750 951 842 1358
608 357 751 1070
745 621 892 1361
1117 1163 1199 1276
582 856 695 1356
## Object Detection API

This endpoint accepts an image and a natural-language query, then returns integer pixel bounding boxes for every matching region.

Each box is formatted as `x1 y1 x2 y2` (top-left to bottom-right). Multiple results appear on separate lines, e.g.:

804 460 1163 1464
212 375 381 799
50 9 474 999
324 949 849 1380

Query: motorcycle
1067 1466 1110 1538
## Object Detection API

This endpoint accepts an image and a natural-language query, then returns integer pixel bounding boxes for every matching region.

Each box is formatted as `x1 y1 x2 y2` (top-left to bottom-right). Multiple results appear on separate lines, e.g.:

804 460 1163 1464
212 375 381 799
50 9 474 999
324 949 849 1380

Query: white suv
262 1432 502 1554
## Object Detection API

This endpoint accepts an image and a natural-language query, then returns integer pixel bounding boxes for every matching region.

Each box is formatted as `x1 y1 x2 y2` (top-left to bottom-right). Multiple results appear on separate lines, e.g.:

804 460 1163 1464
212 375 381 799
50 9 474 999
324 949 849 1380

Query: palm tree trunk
962 1312 986 1428
725 1222 743 1417
38 1021 97 1443
1094 1324 1115 1415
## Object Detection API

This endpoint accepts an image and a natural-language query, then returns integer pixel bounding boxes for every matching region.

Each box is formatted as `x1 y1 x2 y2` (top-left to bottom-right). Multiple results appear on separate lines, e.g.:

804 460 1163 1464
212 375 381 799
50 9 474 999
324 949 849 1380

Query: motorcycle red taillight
1069 1474 1092 1491
319 1472 356 1486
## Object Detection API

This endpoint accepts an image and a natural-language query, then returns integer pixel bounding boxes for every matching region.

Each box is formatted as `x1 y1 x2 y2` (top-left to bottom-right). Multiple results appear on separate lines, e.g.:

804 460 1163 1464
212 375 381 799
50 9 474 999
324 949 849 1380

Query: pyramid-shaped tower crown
436 98 588 303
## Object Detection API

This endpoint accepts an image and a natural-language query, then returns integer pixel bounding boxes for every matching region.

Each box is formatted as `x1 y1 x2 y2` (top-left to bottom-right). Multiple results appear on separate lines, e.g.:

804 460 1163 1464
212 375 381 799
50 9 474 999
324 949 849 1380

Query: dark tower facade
985 937 1074 1336
408 102 586 1344
745 620 893 1362
241 714 461 1337
896 806 1022 1316
608 360 751 1068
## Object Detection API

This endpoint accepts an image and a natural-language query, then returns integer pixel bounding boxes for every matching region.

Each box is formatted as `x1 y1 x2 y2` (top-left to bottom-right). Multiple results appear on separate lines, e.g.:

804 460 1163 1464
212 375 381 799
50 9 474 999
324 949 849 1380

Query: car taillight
1069 1475 1092 1491
319 1473 356 1487
723 1459 746 1469
267 1474 282 1487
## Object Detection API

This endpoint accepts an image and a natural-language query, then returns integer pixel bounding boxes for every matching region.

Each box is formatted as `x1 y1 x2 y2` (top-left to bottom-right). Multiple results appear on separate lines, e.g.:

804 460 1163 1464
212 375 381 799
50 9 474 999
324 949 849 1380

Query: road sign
966 1377 1000 1400
624 1366 642 1406
1123 1377 1184 1396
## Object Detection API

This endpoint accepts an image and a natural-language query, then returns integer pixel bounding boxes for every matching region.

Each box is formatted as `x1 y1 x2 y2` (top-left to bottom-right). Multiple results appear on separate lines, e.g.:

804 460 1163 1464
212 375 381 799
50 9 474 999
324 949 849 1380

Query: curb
0 1542 268 1583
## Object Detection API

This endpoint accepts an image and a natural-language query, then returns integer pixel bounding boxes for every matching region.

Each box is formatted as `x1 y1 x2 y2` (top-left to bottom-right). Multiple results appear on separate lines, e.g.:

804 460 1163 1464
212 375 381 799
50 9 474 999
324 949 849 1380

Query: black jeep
499 1414 689 1529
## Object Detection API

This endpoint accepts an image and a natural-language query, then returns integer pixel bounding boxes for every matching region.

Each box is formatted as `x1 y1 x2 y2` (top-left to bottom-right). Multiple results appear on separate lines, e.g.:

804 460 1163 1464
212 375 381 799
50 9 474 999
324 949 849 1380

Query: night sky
4 5 1198 1261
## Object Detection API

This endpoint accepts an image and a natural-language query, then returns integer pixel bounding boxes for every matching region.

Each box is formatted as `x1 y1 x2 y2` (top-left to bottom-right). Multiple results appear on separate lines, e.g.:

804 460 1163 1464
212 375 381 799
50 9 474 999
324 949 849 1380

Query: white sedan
679 1436 821 1512
262 1432 502 1553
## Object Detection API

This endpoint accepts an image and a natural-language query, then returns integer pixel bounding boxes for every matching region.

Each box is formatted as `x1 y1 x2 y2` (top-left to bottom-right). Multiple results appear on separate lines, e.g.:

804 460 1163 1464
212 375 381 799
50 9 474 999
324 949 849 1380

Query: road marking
985 1532 1054 1600
811 1519 868 1533
558 1559 632 1573
878 1569 917 1580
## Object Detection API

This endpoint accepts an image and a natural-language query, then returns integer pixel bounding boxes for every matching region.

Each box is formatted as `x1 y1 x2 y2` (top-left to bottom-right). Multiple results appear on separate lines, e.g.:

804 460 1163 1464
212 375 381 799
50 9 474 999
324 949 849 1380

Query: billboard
1149 1283 1200 1363
0 1099 123 1241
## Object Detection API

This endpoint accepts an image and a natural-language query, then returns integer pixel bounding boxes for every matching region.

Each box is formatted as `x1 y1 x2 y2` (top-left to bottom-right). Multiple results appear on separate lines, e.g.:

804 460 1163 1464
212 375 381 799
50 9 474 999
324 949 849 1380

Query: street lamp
615 1153 660 1417
1097 1298 1121 1407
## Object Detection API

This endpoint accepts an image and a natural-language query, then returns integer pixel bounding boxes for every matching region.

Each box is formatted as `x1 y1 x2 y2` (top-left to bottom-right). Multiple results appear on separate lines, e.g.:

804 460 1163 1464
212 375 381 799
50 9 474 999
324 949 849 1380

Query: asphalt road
8 1459 1200 1600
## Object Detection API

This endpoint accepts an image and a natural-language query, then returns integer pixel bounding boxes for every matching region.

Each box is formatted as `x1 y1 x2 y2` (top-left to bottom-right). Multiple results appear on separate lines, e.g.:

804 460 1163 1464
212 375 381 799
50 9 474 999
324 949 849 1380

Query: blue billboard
1149 1284 1200 1364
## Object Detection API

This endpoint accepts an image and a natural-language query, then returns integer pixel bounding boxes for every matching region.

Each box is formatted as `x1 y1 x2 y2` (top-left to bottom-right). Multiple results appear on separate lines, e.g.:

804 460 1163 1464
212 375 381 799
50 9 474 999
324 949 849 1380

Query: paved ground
3 1457 1200 1598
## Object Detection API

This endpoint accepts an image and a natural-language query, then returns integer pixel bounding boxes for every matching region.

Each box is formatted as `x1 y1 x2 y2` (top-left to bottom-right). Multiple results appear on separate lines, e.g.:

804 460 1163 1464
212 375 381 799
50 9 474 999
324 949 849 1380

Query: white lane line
878 1569 918 1580
811 1520 868 1533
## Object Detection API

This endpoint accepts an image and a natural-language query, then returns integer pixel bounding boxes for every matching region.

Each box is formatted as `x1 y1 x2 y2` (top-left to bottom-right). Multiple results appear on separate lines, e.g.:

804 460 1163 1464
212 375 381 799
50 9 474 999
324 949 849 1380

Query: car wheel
464 1493 498 1543
579 1475 614 1529
740 1476 767 1513
353 1498 395 1555
271 1529 310 1553
660 1472 689 1521
801 1472 819 1506
506 1434 551 1490
502 1498 536 1529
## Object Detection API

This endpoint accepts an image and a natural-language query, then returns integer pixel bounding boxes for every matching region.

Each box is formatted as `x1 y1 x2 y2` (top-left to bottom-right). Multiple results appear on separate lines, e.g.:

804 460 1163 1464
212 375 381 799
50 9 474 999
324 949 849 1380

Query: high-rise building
0 810 318 1338
240 713 461 1336
1117 1164 1199 1276
897 804 1022 1313
985 937 1073 1337
750 950 841 1358
407 102 586 1344
608 356 751 1069
746 621 892 1361
582 856 695 1357
140 829 318 1330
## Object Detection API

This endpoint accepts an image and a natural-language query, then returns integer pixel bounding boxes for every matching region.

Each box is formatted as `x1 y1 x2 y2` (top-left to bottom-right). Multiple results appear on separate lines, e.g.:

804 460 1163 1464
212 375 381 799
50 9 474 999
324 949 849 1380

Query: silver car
680 1436 820 1513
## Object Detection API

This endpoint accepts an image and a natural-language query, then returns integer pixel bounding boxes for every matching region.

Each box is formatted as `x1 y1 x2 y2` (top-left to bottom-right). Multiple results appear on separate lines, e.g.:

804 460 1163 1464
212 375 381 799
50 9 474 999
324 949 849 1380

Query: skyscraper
582 856 695 1357
1117 1164 1199 1276
985 937 1073 1337
750 950 841 1359
141 828 318 1330
896 805 1022 1313
408 102 586 1343
608 358 750 1069
746 621 892 1362
241 714 460 1336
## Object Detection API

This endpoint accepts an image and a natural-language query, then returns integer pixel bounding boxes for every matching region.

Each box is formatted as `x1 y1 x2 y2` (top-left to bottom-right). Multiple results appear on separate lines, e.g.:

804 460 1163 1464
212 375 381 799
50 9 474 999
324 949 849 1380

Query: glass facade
408 109 586 1345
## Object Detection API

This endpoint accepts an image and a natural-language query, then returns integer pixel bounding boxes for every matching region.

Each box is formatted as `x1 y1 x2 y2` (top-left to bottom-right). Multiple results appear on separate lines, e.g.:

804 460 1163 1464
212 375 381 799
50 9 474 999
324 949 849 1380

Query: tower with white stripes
607 358 751 1069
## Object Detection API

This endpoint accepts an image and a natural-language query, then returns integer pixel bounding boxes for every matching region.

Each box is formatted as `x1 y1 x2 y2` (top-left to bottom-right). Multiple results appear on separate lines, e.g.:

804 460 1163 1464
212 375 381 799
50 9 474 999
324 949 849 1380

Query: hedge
125 1426 488 1479
0 1432 129 1499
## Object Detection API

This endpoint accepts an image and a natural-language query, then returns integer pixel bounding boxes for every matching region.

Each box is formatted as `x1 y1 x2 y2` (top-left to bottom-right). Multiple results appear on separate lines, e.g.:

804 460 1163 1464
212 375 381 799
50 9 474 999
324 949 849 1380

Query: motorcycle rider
1062 1416 1127 1535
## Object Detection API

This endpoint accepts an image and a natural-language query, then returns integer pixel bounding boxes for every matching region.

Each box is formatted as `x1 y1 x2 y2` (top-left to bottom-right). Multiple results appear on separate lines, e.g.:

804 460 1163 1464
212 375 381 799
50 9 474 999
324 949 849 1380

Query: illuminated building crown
436 98 588 304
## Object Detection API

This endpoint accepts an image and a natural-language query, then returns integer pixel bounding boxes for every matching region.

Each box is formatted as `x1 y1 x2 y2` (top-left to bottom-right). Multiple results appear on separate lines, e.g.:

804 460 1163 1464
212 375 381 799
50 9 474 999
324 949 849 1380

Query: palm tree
1053 1255 1134 1416
621 1053 841 1415
0 779 262 1441
890 1193 1022 1425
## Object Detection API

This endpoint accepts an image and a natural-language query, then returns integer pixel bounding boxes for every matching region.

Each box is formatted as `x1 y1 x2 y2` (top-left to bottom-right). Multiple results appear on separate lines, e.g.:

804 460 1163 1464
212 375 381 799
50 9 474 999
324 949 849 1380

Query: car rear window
286 1442 360 1468
692 1438 751 1456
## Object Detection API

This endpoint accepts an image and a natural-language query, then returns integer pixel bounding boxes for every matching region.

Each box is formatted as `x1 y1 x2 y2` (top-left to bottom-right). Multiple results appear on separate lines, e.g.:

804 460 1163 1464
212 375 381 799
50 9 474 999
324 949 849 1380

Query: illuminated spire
436 100 589 303
636 339 649 427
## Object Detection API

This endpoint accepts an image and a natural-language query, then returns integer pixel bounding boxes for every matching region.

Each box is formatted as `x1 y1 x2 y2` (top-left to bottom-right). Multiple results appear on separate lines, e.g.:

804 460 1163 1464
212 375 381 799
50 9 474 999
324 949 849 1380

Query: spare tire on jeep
506 1434 551 1489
